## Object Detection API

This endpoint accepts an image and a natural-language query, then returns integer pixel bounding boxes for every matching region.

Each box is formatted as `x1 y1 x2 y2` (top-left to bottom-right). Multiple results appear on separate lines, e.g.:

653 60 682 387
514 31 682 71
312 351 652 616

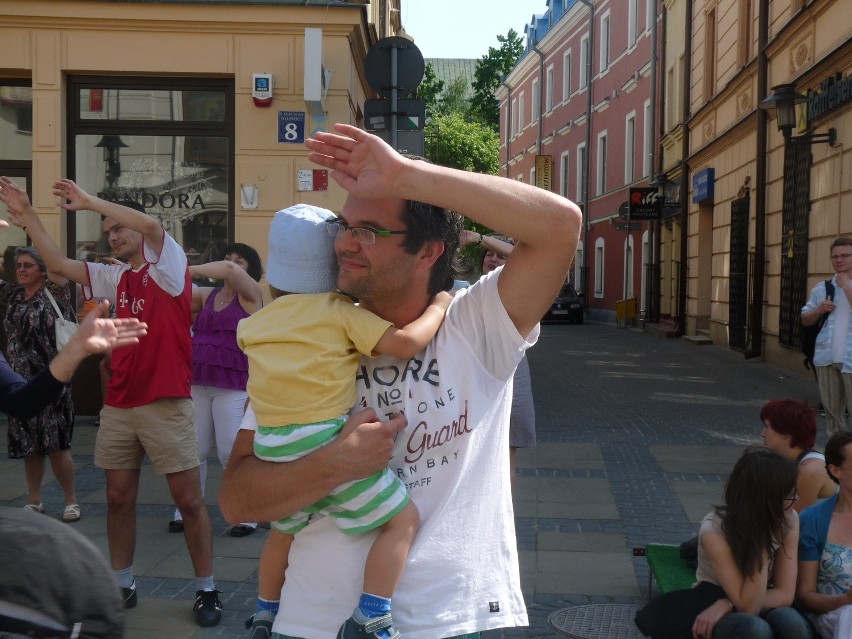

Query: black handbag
635 581 727 639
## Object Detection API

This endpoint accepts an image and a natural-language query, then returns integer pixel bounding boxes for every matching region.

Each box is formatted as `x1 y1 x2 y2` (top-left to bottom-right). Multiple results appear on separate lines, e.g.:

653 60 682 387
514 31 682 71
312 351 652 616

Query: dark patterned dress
0 280 75 458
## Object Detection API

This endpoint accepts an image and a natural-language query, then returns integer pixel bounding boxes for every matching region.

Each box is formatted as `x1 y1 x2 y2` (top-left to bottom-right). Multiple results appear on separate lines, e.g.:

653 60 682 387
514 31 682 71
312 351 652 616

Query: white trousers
174 385 254 527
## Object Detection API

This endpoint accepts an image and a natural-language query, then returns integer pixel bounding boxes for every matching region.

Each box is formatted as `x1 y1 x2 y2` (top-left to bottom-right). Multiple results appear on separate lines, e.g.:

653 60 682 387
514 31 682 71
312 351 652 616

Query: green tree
418 63 445 120
425 112 498 175
436 76 472 117
470 29 524 131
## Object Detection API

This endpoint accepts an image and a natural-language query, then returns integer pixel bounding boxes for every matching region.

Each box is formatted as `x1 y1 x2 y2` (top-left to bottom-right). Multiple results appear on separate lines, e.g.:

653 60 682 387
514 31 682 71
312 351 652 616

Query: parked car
542 282 584 324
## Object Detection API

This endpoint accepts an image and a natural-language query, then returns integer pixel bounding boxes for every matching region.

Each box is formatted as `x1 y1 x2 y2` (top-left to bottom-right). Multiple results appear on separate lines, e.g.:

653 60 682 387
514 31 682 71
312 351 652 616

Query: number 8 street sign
278 111 305 144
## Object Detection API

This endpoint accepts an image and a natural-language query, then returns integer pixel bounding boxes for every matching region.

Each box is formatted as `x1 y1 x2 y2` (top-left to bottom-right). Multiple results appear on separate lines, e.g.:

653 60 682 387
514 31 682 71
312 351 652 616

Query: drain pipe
500 77 513 178
677 0 692 336
745 0 769 358
577 0 595 297
534 45 545 154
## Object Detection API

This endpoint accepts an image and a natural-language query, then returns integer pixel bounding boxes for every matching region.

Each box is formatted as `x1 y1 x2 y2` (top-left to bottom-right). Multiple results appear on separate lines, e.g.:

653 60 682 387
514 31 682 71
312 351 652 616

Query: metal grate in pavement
547 604 645 639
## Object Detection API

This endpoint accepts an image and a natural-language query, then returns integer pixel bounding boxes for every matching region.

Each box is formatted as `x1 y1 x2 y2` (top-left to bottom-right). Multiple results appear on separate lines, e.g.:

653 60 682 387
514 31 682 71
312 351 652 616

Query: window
0 81 33 263
625 113 636 184
738 0 752 67
628 0 638 48
69 76 234 280
595 237 605 297
530 168 536 185
511 98 518 137
0 84 33 155
643 99 652 178
596 131 607 195
647 0 655 33
531 80 539 123
580 35 590 88
704 8 716 100
600 12 611 73
563 50 573 100
624 236 634 298
560 150 570 197
666 64 677 131
577 143 587 201
518 91 526 132
574 240 584 290
546 65 554 112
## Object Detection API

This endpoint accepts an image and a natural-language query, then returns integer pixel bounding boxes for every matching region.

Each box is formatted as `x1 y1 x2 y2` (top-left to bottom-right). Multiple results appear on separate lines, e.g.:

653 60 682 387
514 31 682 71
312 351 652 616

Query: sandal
168 519 184 533
229 524 256 538
62 504 81 522
22 502 44 513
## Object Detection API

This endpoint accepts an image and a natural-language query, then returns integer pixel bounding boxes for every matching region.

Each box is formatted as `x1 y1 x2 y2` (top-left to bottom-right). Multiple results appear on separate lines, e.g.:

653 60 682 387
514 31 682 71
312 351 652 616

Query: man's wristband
477 233 483 246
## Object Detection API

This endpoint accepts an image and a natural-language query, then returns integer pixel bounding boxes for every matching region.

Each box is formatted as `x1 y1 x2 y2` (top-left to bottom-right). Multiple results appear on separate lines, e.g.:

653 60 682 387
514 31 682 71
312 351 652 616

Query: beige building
0 0 400 409
0 0 398 278
658 0 852 372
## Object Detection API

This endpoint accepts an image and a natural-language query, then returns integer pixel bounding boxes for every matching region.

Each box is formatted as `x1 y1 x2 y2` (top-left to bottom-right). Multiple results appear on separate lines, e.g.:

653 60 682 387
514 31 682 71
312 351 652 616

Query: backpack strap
826 279 835 302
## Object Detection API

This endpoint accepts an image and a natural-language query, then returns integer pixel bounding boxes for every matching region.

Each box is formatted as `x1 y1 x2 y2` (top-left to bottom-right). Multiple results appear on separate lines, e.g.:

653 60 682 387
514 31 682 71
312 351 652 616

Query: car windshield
558 283 578 298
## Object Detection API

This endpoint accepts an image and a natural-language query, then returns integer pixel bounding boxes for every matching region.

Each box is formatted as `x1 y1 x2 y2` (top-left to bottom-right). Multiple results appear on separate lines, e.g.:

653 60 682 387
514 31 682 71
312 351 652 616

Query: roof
425 58 477 96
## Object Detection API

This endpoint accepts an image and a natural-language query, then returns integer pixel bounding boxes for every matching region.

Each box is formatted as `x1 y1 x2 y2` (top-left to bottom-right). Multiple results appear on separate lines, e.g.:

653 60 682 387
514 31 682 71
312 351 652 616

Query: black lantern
760 83 836 145
94 135 128 188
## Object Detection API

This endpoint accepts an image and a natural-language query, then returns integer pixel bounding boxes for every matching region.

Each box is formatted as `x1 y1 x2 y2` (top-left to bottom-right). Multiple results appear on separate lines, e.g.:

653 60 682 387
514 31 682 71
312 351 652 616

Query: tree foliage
425 112 498 175
418 63 445 120
470 29 524 131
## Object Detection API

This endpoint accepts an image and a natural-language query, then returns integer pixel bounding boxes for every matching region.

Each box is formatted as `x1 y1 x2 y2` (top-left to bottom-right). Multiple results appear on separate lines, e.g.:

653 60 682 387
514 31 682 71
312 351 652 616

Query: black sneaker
121 581 137 609
245 609 275 638
337 613 400 639
194 589 222 627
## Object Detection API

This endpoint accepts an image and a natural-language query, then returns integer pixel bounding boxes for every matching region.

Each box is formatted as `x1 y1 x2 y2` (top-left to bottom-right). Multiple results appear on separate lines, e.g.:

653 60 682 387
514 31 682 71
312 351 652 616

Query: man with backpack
802 237 852 435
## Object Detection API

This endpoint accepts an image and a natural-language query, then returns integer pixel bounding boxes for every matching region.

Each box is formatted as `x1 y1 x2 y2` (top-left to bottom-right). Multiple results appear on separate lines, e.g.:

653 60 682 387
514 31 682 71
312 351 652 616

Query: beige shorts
95 398 198 474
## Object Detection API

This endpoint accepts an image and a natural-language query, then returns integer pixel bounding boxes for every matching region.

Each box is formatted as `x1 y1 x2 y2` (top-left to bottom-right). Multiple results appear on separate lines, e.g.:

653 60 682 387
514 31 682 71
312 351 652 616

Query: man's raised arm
52 179 165 255
306 124 582 338
0 177 88 284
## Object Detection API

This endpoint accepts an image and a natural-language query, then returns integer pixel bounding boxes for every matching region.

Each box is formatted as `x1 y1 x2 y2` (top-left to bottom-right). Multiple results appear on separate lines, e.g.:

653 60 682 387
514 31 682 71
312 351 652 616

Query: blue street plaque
278 111 305 144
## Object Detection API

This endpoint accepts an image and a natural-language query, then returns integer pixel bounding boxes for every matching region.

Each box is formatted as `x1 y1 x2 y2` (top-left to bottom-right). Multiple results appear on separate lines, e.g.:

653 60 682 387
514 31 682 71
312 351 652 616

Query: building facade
499 0 661 324
680 0 852 369
0 0 399 409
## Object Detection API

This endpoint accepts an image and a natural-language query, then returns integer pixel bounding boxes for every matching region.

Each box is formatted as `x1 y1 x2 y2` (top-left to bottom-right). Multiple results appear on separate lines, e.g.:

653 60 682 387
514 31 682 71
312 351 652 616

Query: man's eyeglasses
325 218 408 245
831 253 852 260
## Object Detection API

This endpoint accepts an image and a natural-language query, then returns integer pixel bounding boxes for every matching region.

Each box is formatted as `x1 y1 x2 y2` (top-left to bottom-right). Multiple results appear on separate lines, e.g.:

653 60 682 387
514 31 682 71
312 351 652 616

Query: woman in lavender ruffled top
170 244 263 537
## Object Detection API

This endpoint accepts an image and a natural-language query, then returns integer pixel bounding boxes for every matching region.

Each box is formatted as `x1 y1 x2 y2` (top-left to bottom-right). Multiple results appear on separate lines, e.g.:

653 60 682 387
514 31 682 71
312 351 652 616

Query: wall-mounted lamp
759 83 837 146
649 172 679 206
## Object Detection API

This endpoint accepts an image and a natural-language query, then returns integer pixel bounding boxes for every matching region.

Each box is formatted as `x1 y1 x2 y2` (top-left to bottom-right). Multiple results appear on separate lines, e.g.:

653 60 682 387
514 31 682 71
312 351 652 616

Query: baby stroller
0 507 124 638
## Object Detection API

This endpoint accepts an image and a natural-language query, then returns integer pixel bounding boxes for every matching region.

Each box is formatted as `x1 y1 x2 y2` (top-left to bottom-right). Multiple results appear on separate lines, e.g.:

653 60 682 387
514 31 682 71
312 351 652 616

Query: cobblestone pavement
0 322 821 638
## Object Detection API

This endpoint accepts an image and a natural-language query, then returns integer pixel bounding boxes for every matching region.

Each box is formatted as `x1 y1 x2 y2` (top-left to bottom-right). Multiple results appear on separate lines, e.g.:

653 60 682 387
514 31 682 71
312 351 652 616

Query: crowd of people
2 123 852 639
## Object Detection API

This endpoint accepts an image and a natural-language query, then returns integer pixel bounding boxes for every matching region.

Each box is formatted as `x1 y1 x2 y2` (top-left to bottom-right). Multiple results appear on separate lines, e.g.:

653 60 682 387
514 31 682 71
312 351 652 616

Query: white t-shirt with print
242 268 535 638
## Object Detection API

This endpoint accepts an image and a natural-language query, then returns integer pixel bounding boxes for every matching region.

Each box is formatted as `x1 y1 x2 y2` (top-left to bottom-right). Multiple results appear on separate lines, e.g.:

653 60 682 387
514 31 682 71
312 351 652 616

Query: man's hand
52 179 94 212
0 176 35 226
305 124 408 198
326 408 408 482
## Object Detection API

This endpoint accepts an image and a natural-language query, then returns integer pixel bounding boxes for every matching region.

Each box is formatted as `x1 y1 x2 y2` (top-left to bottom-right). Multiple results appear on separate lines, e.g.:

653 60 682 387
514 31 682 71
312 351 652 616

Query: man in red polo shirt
4 177 221 628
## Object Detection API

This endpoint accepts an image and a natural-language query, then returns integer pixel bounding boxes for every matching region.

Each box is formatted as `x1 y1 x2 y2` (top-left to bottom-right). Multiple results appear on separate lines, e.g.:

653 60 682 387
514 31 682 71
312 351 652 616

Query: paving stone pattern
0 323 821 638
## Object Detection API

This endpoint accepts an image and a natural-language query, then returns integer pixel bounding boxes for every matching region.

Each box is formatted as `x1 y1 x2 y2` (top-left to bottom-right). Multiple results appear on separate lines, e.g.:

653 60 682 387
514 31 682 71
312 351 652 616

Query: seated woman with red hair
760 399 836 511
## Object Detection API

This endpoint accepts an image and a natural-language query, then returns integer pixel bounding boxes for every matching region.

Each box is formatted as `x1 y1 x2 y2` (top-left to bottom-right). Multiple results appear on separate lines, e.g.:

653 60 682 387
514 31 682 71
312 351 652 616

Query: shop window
69 77 234 281
0 84 33 159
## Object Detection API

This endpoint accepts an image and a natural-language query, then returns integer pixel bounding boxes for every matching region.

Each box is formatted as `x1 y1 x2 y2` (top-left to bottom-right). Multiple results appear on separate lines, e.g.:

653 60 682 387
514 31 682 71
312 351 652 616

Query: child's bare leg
363 500 419 596
259 529 292 600
248 530 292 637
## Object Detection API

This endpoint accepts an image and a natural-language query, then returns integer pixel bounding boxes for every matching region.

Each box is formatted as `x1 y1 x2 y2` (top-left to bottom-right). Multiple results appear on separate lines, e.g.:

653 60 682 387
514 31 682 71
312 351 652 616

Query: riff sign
628 187 661 220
